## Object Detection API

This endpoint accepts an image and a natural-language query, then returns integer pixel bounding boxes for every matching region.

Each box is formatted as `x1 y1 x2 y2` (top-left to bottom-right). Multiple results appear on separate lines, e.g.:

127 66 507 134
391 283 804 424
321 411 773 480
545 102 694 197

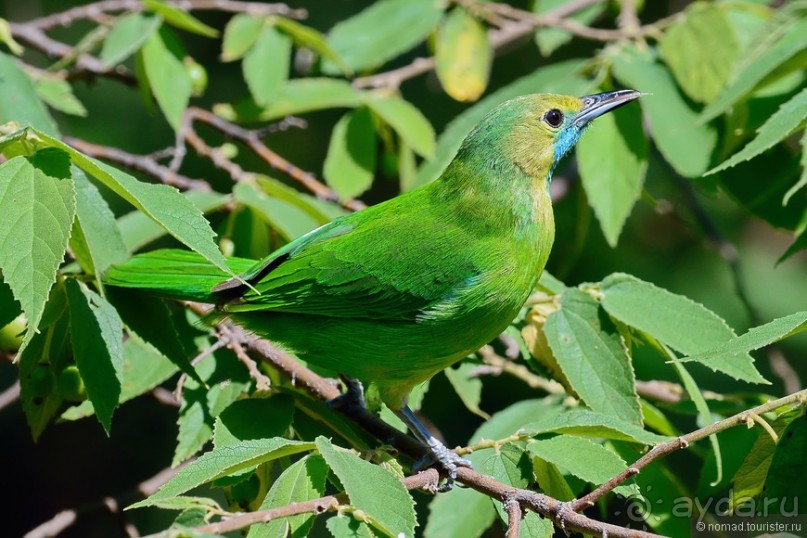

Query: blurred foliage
0 0 806 537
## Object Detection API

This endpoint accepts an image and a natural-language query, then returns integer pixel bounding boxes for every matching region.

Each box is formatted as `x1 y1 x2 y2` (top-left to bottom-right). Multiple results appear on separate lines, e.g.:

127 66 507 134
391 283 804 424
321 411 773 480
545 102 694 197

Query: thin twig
0 381 21 412
569 388 807 511
63 136 212 191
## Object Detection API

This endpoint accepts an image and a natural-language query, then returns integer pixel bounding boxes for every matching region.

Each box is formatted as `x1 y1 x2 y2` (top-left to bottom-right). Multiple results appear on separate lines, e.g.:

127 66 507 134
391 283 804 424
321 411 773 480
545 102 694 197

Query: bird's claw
413 439 473 492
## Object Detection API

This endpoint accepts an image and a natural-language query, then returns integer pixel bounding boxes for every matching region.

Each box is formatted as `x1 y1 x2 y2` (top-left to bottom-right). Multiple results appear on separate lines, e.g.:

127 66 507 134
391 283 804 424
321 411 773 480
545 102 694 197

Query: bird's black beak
572 90 642 127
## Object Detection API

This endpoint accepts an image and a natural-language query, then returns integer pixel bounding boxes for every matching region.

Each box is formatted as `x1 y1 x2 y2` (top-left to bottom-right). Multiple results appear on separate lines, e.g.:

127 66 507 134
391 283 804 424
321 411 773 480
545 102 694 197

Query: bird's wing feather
220 192 481 321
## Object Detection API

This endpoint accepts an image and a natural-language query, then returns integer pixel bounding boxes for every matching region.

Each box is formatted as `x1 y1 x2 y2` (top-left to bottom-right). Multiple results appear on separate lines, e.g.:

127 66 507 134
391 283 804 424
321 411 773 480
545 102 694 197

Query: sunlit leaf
143 0 218 37
34 78 87 117
221 13 263 62
100 12 162 66
324 107 377 199
435 8 491 102
243 25 291 107
364 95 434 158
0 52 58 135
140 26 193 130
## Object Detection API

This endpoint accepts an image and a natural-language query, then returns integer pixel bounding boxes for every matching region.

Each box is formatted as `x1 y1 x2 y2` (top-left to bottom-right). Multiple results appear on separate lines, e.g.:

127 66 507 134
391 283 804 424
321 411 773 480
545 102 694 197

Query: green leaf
701 15 807 121
274 17 351 75
708 87 807 174
72 170 128 277
0 280 21 330
131 438 316 508
527 436 637 497
659 3 741 104
66 279 124 434
731 407 803 509
681 311 807 367
37 133 235 278
364 96 434 159
214 395 294 449
61 336 180 421
256 175 347 225
0 151 75 350
324 107 377 199
315 437 416 538
220 13 263 61
0 52 58 135
600 273 767 384
234 182 320 241
143 0 219 37
19 298 70 440
533 0 605 56
532 458 574 502
416 60 592 187
444 361 489 419
217 78 364 122
610 46 717 178
100 12 162 66
576 100 647 246
0 18 23 55
140 26 193 130
760 410 807 506
783 129 807 205
33 78 87 117
543 289 642 424
173 347 251 466
243 25 291 107
522 407 669 445
323 0 443 74
435 7 491 103
247 454 328 538
327 515 375 538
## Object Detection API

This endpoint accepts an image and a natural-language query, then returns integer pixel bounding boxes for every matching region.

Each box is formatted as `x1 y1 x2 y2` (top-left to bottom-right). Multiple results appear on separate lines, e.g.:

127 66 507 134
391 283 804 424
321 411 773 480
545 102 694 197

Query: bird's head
456 90 641 187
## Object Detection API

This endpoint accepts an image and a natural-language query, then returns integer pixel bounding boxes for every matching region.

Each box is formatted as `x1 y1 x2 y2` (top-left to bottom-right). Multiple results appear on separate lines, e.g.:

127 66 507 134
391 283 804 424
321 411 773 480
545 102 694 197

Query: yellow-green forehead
522 93 585 116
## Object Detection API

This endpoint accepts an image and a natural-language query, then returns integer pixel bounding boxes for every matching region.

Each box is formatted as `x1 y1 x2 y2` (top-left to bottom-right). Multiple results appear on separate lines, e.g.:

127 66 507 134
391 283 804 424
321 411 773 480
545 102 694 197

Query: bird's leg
327 375 367 412
395 405 472 492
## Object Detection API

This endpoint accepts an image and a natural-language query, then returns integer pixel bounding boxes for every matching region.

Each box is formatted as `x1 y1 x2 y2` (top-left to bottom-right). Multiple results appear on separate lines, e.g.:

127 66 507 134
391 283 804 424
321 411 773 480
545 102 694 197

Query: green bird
106 90 641 484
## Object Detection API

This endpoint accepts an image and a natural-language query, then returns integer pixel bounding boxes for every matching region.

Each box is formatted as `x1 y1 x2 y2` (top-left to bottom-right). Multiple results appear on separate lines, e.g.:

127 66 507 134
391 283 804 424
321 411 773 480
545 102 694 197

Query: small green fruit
184 57 208 96
0 314 26 351
58 365 87 402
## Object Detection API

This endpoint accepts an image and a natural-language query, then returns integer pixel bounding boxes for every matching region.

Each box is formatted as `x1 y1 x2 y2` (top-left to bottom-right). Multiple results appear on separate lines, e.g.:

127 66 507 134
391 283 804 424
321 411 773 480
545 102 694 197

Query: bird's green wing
220 194 482 321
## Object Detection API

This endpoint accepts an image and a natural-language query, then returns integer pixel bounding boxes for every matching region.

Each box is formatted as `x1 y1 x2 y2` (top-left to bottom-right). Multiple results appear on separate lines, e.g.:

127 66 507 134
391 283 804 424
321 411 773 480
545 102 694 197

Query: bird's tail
103 249 256 303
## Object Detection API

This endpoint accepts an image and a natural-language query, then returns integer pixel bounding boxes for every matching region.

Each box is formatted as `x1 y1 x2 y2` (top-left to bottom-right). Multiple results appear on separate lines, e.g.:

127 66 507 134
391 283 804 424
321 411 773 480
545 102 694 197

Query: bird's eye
544 109 564 128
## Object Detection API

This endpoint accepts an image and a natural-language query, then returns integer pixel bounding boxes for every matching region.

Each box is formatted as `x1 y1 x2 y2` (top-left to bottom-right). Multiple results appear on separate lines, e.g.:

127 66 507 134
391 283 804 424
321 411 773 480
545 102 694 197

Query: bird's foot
327 376 367 413
412 437 473 492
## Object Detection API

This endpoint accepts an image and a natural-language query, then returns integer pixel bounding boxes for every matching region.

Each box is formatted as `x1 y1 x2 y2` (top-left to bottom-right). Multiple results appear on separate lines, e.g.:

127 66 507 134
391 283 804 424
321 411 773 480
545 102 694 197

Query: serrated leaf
323 0 443 74
681 311 807 367
576 96 647 246
248 454 328 538
416 60 592 187
244 25 291 107
140 26 193 130
600 273 767 384
522 408 669 445
34 78 87 117
234 182 319 241
0 52 58 136
316 437 416 538
148 496 224 513
701 15 807 121
131 438 316 508
533 0 605 56
216 78 364 122
0 151 75 350
66 279 124 434
324 108 377 199
72 169 127 277
527 436 637 497
37 133 234 278
435 7 491 103
659 3 740 104
100 12 162 66
214 396 294 449
731 407 804 509
611 46 717 178
143 0 218 37
327 515 375 538
444 362 489 419
61 336 180 421
221 13 263 61
364 96 434 159
544 289 642 424
708 87 807 174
